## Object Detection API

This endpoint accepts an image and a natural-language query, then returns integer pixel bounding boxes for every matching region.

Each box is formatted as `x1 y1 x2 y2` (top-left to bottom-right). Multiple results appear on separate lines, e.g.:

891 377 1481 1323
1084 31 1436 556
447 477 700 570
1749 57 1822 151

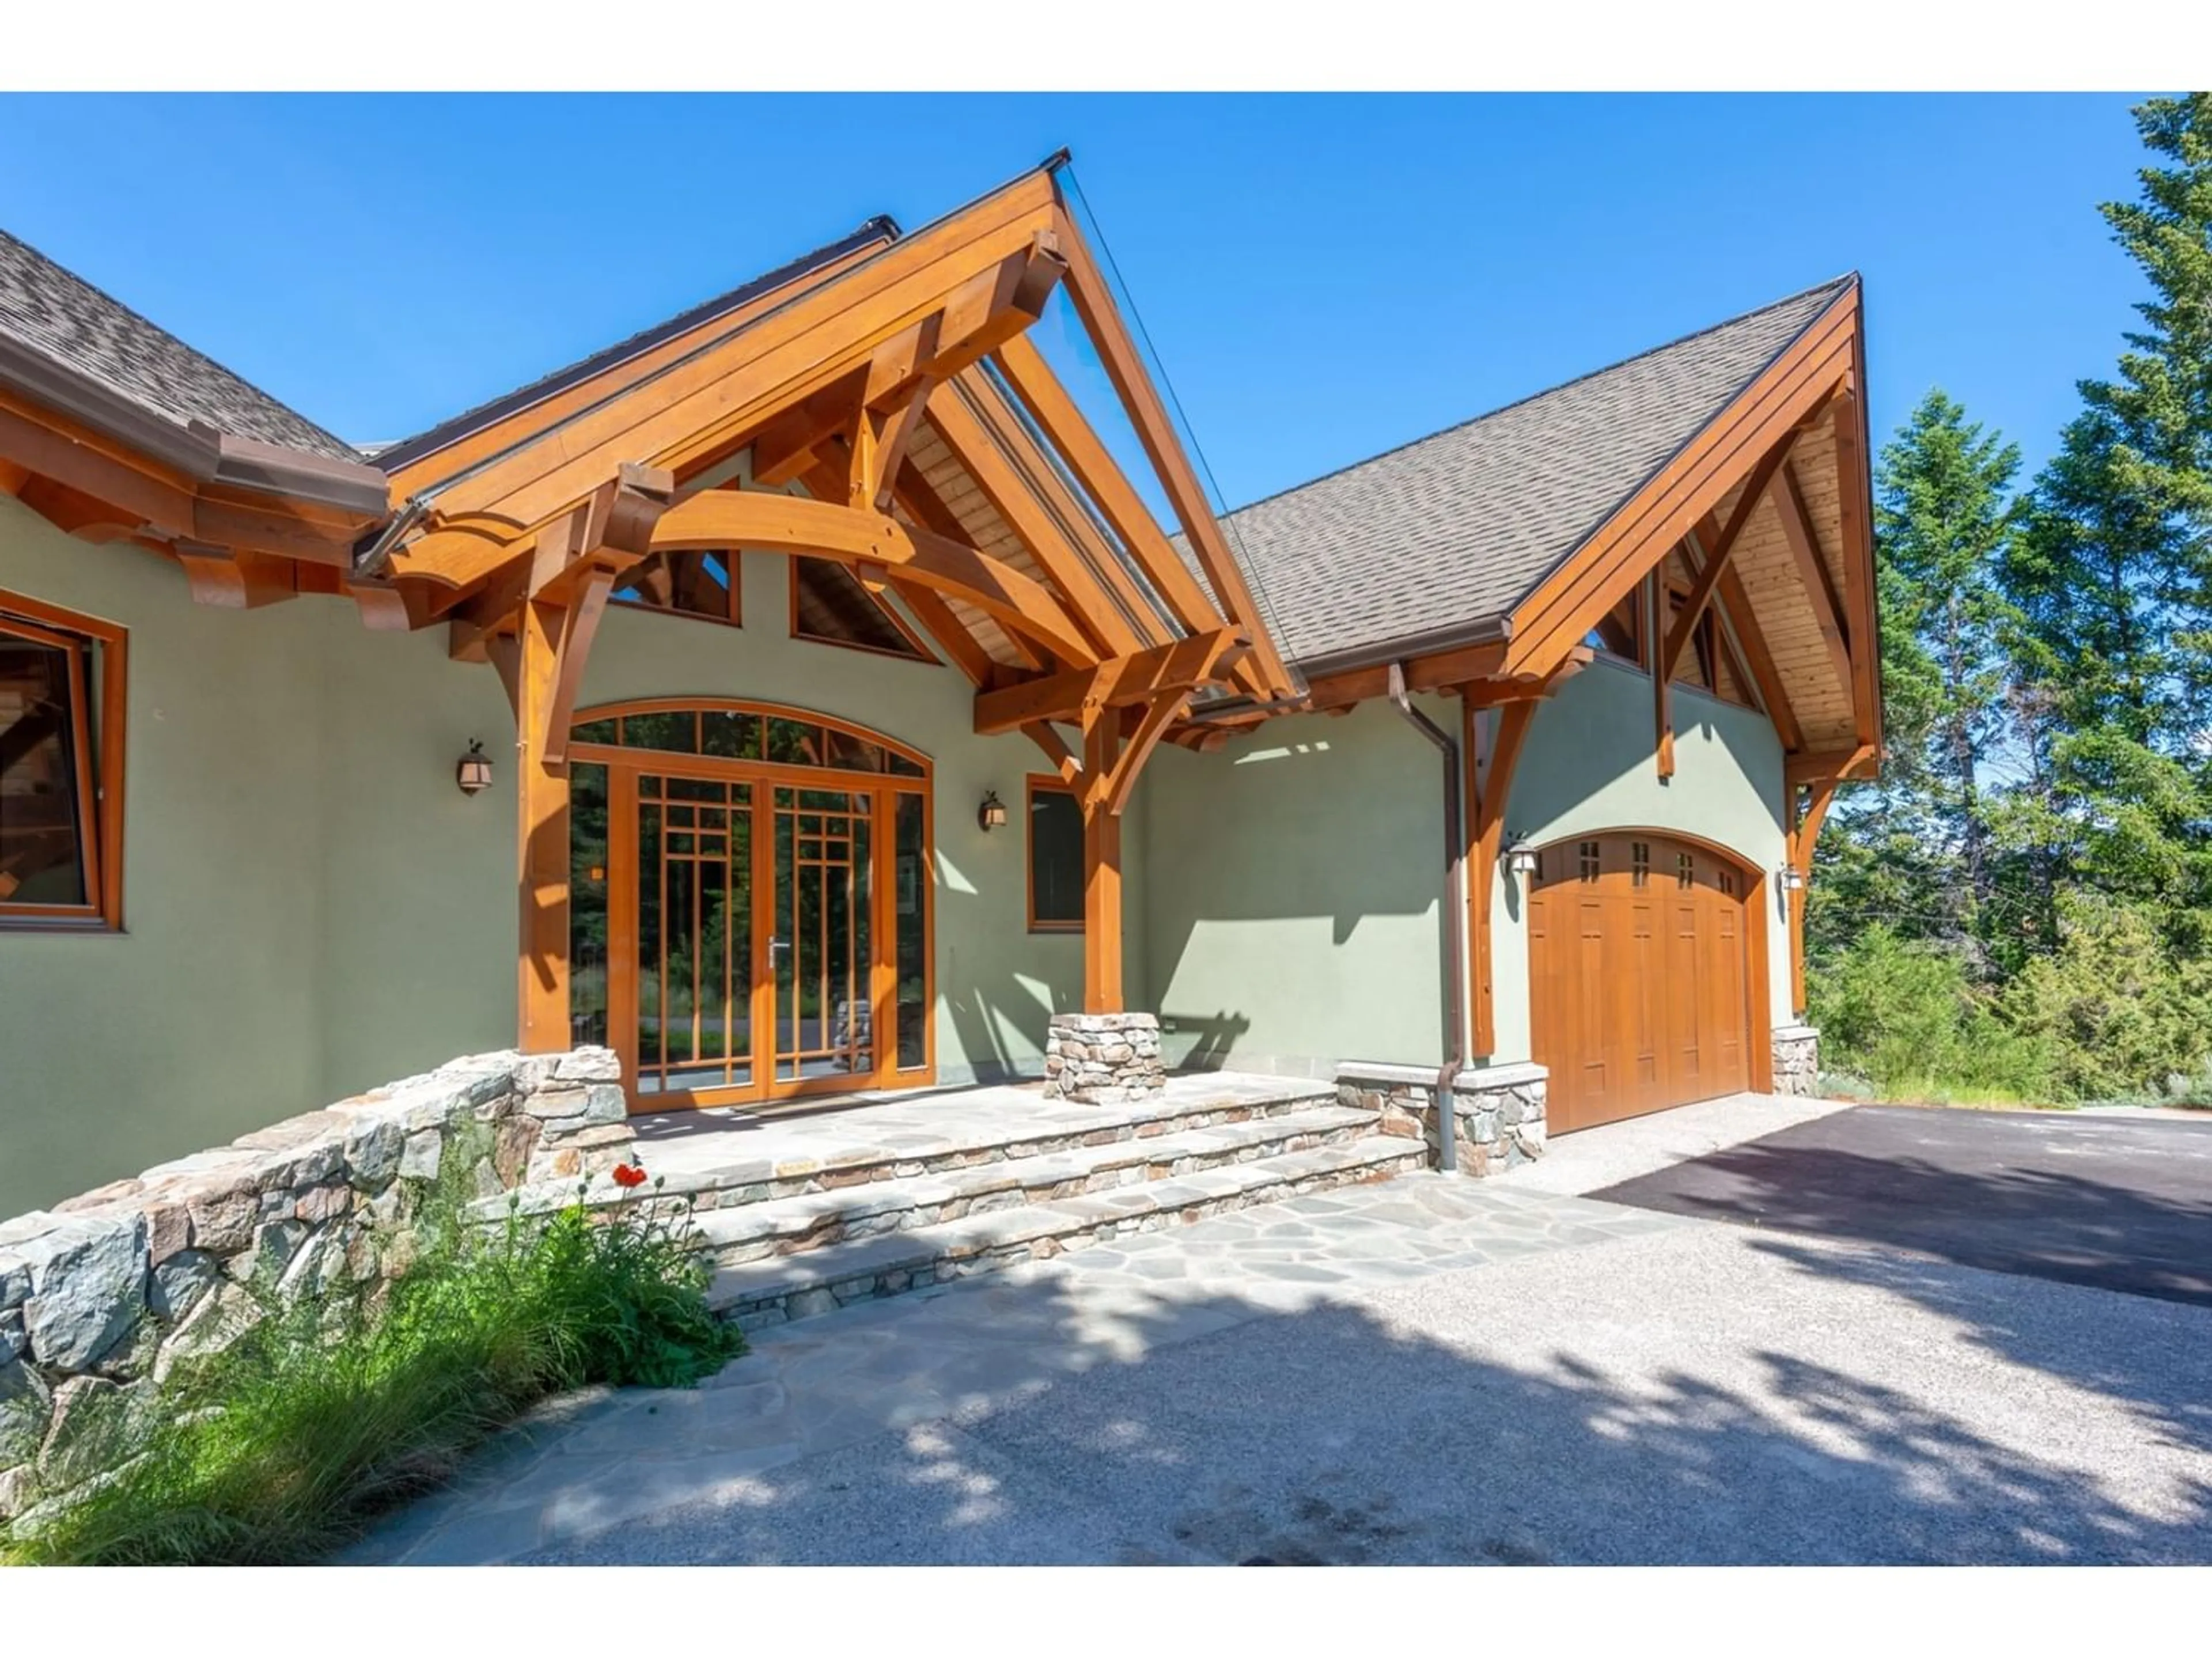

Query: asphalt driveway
1592 1104 2212 1308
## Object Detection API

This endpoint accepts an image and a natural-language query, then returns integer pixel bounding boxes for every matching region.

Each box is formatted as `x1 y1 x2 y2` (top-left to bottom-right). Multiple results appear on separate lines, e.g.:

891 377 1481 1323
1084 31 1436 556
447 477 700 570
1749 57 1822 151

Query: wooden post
516 593 571 1053
1787 778 1838 1018
1467 696 1539 1057
1081 709 1124 1013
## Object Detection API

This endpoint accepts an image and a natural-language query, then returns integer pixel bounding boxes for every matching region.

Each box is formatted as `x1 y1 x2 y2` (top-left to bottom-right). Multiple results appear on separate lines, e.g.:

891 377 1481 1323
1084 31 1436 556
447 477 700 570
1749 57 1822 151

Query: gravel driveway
354 1096 2212 1566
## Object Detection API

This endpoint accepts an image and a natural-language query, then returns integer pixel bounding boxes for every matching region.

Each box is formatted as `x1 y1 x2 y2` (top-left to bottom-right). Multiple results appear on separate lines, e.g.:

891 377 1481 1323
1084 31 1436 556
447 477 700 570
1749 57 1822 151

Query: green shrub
1998 893 2212 1103
1808 925 2055 1102
1 1160 742 1567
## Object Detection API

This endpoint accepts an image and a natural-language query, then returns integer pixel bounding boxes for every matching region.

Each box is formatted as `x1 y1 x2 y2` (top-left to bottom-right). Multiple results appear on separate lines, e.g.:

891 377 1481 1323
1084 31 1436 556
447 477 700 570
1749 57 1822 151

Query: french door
566 703 933 1111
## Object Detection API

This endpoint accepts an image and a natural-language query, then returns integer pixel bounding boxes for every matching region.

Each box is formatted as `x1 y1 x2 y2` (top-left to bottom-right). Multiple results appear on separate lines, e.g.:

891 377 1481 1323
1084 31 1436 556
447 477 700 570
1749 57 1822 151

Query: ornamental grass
0 1153 741 1567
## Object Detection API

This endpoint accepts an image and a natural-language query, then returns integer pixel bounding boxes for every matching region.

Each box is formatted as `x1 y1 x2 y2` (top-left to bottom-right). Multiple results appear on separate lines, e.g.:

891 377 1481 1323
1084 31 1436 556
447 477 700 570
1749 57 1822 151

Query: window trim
1024 773 1084 934
0 588 126 933
787 558 940 665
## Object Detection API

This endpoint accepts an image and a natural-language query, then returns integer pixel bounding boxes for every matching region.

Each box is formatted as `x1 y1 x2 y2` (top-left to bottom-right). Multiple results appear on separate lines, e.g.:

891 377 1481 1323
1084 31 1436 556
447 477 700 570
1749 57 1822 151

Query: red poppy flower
611 1162 647 1189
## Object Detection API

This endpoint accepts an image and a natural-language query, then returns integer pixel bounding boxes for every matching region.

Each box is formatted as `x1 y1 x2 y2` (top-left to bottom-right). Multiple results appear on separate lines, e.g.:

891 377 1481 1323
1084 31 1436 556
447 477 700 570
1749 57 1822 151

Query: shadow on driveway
1590 1105 2212 1307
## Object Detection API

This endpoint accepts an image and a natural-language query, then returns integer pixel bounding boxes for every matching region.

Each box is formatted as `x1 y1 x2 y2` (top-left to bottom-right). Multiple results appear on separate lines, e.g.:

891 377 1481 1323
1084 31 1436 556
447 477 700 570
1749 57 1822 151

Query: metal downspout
1387 664 1465 1174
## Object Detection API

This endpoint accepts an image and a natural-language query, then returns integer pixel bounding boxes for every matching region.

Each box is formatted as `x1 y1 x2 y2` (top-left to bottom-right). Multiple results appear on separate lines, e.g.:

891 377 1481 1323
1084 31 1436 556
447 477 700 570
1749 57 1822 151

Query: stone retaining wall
0 1047 634 1517
1771 1024 1820 1096
1336 1061 1548 1175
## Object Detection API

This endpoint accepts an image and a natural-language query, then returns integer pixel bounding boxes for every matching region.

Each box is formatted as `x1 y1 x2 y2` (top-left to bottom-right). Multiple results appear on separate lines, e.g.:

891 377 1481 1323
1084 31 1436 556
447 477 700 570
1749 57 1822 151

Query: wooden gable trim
1503 287 1859 681
990 335 1270 702
1044 194 1297 702
974 628 1247 734
1772 455 1856 702
399 175 1060 563
384 236 891 499
1832 383 1881 750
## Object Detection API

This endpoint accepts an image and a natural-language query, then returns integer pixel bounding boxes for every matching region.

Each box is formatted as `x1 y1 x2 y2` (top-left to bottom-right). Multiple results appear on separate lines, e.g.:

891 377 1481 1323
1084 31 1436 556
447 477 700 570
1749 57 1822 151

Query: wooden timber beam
1503 288 1859 680
536 563 617 769
1772 457 1855 702
1786 777 1842 1017
515 593 570 1054
171 541 296 609
959 370 1173 649
1104 690 1191 817
1787 744 1879 786
1831 388 1881 748
974 628 1247 734
1081 707 1124 1011
1696 509 1804 754
1466 695 1541 1059
1040 204 1298 700
1303 639 1512 713
990 335 1271 702
1022 720 1082 786
408 173 1060 545
927 378 1145 658
648 487 1098 666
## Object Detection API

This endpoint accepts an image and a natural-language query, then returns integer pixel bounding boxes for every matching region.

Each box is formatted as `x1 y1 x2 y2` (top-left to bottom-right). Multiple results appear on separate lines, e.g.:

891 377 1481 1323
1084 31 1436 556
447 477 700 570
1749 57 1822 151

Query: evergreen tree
1998 93 2212 941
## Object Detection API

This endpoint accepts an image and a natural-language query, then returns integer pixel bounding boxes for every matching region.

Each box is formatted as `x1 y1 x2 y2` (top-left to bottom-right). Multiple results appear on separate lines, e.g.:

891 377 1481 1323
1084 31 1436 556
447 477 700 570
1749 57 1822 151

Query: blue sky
0 93 2163 505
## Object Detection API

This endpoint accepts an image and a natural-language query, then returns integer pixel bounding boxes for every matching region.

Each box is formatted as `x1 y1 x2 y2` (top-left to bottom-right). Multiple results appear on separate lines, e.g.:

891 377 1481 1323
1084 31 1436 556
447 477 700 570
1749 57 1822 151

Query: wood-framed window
1025 774 1084 933
1582 587 1645 665
789 557 937 664
611 548 741 627
1 589 126 931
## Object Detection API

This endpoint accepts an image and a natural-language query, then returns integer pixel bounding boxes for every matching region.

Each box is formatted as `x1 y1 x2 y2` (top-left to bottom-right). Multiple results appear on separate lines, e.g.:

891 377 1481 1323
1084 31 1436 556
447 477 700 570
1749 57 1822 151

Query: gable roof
1214 275 1858 672
371 217 900 475
0 226 363 465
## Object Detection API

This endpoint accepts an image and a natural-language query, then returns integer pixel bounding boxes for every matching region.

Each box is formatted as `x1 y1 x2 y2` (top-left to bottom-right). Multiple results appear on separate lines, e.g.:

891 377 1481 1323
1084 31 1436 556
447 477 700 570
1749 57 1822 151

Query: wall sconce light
1778 865 1808 892
978 790 1009 832
456 739 494 797
1503 839 1539 878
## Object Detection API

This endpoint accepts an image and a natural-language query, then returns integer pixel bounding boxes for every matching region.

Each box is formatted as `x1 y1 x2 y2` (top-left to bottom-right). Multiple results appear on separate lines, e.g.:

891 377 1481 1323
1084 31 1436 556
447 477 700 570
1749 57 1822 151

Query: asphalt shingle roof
1217 276 1857 669
0 227 364 465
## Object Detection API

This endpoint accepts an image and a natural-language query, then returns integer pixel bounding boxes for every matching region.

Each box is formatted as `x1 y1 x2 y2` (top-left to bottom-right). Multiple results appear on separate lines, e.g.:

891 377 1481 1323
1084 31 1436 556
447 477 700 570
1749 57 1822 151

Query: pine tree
1998 93 2212 941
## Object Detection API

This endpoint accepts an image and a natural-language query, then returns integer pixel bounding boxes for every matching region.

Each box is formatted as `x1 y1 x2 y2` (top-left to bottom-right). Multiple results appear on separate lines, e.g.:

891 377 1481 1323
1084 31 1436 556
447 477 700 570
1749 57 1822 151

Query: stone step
706 1135 1426 1331
623 1077 1343 1213
692 1103 1384 1267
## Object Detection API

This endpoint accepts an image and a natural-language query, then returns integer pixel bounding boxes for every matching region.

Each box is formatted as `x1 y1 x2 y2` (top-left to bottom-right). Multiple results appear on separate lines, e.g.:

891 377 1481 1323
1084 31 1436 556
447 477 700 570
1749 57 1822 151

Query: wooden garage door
1527 833 1753 1134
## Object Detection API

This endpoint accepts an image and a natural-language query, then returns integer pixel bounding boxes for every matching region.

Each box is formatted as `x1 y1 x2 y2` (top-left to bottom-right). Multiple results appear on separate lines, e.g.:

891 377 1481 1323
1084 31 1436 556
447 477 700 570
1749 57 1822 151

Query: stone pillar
1771 1024 1820 1096
1336 1060 1548 1175
1043 1012 1165 1104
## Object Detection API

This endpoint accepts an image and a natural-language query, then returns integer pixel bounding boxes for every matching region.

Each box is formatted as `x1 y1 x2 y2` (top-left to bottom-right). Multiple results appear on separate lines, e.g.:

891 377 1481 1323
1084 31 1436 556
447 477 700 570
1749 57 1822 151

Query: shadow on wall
490 1248 2212 1567
934 877 1076 1086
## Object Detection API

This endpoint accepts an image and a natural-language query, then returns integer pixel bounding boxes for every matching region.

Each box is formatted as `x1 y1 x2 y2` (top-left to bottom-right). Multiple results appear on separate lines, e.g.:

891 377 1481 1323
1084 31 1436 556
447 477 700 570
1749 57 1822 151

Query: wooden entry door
565 702 935 1112
1527 832 1755 1134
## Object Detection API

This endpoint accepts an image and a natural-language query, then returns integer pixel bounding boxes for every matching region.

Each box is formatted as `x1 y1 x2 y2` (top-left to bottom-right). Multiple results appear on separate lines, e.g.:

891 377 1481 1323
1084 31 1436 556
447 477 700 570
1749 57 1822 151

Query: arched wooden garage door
1527 832 1763 1134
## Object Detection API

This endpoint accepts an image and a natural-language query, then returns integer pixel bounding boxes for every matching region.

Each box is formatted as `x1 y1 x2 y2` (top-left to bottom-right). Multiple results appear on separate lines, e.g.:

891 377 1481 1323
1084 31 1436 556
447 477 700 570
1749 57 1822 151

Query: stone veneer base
1043 1012 1165 1104
1771 1024 1820 1096
1335 1060 1548 1175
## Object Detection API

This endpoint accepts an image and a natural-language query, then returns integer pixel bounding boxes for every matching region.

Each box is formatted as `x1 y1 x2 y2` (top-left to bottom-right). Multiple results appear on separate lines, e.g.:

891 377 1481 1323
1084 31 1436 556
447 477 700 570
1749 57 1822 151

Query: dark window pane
613 549 738 624
791 556 930 660
766 718 824 767
824 728 887 772
701 710 763 760
1029 787 1083 927
0 623 90 908
569 762 609 1047
888 751 925 778
896 793 927 1069
621 710 699 753
572 717 619 746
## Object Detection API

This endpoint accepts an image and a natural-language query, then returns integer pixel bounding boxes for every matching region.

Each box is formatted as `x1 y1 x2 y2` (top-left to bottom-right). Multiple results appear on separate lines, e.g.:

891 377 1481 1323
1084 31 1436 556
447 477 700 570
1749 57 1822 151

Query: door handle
767 938 790 956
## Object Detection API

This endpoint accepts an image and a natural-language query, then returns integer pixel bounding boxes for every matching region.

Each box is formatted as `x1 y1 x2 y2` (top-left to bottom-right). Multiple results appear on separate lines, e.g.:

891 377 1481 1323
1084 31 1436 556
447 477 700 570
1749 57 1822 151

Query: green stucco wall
0 500 513 1217
1139 660 1790 1078
1139 695 1459 1077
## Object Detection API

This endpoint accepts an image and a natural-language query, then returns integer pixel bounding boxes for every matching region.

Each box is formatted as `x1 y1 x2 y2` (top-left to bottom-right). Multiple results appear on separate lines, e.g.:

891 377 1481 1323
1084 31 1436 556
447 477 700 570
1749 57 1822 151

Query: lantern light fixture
1778 864 1808 892
1502 839 1539 878
978 790 1009 832
456 739 494 797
